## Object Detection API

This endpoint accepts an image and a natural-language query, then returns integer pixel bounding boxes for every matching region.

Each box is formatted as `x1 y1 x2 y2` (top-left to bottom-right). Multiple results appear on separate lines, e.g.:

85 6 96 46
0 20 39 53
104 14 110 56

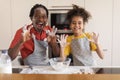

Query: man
8 4 59 66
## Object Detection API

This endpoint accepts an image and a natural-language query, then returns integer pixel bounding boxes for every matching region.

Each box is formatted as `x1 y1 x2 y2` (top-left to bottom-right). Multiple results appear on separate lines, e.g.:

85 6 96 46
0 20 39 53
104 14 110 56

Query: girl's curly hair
66 4 91 24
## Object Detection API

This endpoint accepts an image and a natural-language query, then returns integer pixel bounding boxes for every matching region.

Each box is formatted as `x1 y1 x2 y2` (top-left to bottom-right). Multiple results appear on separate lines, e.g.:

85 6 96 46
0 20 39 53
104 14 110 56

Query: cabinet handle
103 49 108 51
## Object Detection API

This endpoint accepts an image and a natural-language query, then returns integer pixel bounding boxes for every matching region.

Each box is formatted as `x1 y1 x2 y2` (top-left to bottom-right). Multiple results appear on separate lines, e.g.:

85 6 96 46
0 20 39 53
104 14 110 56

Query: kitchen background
0 0 120 66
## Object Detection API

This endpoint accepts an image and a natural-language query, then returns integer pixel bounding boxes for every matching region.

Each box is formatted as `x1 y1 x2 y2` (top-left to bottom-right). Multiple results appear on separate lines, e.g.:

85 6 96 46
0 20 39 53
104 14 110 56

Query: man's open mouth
37 23 44 29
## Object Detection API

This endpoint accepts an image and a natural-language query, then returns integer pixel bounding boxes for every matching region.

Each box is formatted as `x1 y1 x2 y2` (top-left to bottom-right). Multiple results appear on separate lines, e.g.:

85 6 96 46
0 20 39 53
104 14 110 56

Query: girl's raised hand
90 32 99 44
57 34 68 48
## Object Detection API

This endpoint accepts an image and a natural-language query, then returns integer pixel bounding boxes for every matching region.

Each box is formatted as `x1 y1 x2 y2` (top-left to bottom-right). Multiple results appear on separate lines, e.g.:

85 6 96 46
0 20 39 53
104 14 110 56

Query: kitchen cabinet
112 0 120 66
48 0 84 9
0 0 12 49
85 0 113 66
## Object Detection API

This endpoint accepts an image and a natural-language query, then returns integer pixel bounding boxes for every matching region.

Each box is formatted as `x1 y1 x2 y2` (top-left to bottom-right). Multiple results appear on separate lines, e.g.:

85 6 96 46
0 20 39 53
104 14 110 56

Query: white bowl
49 57 71 71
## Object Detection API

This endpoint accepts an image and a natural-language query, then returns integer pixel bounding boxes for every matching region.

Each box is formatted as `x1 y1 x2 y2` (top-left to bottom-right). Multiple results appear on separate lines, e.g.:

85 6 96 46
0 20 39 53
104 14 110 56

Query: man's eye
72 22 76 24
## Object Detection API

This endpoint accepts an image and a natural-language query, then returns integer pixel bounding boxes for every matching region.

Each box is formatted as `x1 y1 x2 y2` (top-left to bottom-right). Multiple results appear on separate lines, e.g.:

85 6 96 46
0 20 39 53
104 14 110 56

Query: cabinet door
48 0 84 9
11 0 48 38
112 0 120 66
85 0 113 66
0 0 11 49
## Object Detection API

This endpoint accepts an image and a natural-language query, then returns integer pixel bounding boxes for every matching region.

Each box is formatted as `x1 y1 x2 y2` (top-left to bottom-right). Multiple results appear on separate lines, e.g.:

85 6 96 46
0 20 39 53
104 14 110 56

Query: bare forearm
50 43 60 57
60 47 66 59
8 39 23 60
48 36 60 57
96 43 104 59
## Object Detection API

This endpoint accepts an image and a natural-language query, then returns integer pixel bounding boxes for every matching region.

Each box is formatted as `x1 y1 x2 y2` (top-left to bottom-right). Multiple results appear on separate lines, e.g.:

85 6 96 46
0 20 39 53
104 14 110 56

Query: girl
58 5 104 66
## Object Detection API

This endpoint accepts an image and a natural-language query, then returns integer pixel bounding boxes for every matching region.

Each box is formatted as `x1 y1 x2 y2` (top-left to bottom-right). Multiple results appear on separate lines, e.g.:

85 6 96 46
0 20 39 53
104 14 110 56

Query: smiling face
32 7 48 32
70 16 84 36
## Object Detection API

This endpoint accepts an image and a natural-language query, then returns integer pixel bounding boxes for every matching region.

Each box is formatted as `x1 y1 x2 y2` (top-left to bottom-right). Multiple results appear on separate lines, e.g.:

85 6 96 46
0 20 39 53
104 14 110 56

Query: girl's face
70 16 84 36
32 7 48 32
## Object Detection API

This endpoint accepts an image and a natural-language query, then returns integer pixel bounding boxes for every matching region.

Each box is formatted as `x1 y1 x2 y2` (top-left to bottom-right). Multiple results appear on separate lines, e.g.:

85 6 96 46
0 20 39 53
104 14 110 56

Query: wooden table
1 74 120 80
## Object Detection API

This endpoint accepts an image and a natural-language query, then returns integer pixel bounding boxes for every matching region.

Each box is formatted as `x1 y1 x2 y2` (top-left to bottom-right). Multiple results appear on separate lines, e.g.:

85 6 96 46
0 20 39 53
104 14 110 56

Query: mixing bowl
49 57 71 71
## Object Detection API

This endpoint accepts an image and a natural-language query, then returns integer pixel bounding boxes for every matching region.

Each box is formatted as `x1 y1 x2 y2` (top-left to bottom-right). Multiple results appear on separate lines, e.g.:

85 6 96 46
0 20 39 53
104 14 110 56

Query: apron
24 34 49 66
71 34 96 66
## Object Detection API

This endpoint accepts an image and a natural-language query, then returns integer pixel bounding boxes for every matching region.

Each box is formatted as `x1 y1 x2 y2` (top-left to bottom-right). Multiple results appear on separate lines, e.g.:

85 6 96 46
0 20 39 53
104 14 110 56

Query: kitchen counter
12 66 120 74
1 66 120 80
12 66 95 74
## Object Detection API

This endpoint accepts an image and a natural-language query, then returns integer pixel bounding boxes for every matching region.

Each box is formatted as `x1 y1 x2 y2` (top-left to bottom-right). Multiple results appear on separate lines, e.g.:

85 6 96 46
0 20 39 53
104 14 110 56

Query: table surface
1 73 120 80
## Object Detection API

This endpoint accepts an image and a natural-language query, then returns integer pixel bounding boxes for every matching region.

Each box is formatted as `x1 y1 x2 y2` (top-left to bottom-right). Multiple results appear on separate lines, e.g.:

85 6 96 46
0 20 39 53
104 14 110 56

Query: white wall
0 0 12 49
